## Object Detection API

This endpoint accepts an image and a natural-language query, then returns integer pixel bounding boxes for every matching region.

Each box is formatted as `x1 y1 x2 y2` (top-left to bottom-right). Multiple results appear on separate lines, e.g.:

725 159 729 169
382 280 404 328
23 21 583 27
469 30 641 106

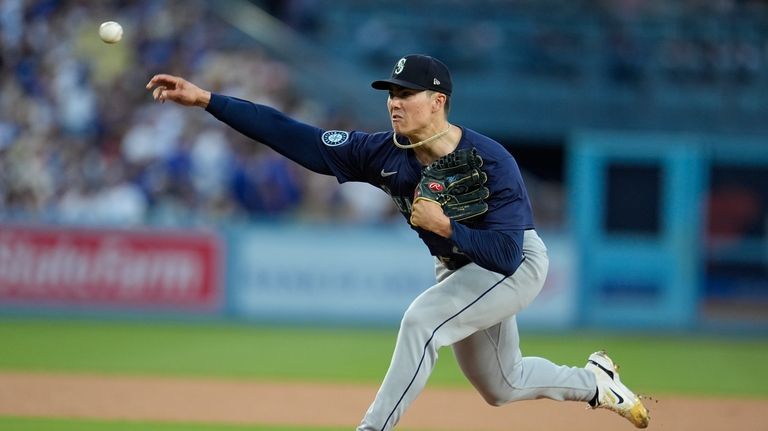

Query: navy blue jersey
206 94 533 275
315 128 534 253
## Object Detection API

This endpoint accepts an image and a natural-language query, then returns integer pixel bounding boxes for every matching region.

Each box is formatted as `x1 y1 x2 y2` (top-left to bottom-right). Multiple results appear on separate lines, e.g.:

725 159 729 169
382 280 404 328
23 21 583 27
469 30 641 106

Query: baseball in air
99 21 123 44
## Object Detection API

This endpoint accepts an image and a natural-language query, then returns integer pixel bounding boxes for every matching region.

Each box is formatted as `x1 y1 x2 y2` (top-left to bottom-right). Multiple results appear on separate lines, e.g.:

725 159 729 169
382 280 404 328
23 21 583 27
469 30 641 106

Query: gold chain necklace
392 124 452 149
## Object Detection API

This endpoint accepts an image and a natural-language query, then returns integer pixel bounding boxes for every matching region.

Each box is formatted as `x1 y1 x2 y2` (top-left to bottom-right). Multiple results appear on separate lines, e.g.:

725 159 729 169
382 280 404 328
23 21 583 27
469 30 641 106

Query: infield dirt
0 371 764 431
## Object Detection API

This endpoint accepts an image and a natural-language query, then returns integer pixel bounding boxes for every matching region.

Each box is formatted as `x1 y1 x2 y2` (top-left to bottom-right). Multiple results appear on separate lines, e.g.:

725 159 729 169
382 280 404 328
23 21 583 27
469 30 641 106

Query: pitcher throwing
147 54 650 430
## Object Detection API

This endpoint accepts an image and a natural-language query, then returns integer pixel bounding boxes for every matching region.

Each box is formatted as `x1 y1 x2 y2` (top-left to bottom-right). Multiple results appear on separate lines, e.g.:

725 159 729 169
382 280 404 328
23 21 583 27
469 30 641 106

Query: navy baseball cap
371 54 453 96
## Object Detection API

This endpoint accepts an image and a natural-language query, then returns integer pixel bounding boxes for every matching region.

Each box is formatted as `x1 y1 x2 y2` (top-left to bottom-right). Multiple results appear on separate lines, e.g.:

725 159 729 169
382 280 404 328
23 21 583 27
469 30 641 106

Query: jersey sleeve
205 94 333 175
450 223 524 275
314 130 387 184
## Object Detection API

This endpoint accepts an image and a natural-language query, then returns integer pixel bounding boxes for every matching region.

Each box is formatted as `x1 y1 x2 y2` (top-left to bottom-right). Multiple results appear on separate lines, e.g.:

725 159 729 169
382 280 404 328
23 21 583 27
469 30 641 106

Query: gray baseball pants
357 229 597 431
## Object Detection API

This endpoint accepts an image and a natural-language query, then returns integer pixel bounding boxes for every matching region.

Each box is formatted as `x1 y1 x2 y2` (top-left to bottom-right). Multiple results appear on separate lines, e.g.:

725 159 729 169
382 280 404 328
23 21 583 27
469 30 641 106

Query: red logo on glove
428 182 444 192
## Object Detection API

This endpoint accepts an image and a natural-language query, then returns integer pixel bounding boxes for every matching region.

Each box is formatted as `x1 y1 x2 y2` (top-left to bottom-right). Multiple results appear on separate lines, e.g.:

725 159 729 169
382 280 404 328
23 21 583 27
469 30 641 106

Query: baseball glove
414 147 490 221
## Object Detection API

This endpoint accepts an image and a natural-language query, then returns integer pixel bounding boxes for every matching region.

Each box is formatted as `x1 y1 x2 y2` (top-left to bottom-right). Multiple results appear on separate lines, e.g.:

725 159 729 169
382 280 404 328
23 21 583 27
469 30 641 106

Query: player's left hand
410 198 452 238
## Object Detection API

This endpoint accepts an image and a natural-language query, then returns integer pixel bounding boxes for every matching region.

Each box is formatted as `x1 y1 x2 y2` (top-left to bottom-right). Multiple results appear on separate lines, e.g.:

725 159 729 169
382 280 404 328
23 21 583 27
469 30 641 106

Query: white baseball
99 21 123 44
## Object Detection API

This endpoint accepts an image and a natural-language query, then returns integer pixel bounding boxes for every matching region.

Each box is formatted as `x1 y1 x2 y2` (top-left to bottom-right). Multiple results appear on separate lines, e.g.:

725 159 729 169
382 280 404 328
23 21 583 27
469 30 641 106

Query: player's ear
431 92 446 113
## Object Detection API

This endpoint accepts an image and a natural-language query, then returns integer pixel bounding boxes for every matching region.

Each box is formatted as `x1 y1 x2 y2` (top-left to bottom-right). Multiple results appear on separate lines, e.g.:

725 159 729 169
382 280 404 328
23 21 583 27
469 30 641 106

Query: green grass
0 417 350 431
519 332 768 397
0 318 398 382
0 317 766 397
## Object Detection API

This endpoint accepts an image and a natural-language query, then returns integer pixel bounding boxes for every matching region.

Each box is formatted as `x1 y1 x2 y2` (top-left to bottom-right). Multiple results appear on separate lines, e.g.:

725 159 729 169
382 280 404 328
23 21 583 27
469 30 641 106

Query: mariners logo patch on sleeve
321 130 350 147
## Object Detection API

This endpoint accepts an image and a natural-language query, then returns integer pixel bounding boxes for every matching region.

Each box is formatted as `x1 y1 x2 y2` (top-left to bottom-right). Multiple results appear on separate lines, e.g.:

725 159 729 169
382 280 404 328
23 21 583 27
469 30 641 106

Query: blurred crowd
0 0 400 228
4 0 766 231
295 0 768 88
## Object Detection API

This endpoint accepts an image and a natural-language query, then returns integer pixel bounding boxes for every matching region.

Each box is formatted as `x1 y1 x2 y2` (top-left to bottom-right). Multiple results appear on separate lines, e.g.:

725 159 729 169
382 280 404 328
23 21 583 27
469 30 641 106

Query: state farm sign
0 225 221 309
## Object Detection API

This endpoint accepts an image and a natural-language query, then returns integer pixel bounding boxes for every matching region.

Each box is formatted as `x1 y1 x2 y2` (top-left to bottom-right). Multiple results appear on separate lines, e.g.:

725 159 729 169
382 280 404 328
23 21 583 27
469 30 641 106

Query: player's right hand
410 198 452 238
145 74 211 108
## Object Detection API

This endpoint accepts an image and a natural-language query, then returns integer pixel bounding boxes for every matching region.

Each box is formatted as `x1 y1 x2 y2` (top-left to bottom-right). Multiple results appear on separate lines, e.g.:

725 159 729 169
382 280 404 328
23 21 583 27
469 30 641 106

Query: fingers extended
145 74 177 90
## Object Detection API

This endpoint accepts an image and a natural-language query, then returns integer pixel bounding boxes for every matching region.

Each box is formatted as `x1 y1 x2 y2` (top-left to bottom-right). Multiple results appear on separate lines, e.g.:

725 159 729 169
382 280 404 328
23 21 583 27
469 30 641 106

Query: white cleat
585 350 650 428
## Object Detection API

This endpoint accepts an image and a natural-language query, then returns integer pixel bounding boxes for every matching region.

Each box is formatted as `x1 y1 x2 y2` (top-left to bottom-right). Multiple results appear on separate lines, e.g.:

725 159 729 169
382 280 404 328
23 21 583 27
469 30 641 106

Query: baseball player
146 54 650 430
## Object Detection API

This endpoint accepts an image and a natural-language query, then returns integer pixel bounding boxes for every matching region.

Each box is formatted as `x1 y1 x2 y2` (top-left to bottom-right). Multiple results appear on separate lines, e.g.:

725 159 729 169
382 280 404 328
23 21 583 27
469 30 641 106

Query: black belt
438 255 471 270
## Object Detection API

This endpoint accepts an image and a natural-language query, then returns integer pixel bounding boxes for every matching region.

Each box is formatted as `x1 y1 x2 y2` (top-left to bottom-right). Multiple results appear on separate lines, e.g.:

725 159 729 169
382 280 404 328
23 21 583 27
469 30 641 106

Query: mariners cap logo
394 58 406 75
371 54 453 96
